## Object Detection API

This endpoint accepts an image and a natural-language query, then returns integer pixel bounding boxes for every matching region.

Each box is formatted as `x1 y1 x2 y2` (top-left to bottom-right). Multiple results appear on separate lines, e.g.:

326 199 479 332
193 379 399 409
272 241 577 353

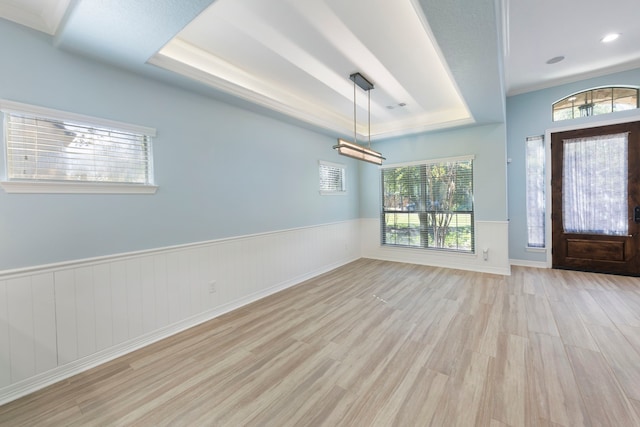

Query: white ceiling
1 0 639 138
151 0 472 140
505 0 640 96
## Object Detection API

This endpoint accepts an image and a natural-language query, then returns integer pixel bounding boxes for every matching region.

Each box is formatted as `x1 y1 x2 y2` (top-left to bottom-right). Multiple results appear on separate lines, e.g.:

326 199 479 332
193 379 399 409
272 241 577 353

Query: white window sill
0 181 158 194
525 246 546 253
319 190 347 196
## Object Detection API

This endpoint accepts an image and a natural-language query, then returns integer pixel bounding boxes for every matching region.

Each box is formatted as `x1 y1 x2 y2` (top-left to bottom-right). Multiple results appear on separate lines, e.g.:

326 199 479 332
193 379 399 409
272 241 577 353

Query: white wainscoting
360 218 511 276
0 220 361 405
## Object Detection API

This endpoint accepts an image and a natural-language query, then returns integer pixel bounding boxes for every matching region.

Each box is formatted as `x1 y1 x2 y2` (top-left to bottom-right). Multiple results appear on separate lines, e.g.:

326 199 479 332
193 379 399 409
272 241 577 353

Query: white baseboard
360 218 511 276
510 259 549 269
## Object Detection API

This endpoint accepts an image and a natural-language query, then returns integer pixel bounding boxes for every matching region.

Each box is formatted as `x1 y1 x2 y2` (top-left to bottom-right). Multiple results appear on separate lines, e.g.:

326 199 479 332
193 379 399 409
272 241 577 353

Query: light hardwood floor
2 259 640 426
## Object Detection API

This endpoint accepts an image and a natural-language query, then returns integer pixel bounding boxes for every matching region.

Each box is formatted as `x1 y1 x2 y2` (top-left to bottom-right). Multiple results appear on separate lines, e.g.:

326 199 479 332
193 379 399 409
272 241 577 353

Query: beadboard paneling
0 220 360 405
30 274 57 375
3 274 57 386
0 280 9 388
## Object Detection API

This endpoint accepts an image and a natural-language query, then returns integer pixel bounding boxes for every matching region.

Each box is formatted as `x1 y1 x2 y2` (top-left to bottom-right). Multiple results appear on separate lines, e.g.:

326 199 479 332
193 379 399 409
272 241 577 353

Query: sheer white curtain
562 132 628 235
526 136 545 247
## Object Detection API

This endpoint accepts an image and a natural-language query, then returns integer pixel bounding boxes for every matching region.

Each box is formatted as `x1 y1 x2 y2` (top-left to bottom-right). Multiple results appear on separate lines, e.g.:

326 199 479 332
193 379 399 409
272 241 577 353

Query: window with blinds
381 156 474 252
525 136 545 248
1 100 156 193
319 160 345 194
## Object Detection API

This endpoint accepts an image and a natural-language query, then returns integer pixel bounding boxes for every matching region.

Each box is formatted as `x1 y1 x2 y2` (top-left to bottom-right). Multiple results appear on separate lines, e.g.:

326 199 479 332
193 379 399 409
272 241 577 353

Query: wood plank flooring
2 259 640 426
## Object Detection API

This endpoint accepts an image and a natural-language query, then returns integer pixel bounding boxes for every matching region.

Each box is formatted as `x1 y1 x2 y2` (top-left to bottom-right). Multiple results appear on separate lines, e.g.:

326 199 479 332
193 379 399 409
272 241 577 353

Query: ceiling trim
151 36 476 140
507 58 640 96
0 0 69 35
149 43 355 136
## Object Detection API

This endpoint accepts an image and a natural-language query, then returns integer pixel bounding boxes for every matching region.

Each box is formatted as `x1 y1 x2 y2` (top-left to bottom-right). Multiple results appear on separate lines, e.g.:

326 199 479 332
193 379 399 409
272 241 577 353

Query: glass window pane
526 136 545 247
562 133 628 235
319 162 345 193
553 87 639 121
592 88 613 115
381 159 473 252
613 88 638 112
384 212 421 247
6 113 152 184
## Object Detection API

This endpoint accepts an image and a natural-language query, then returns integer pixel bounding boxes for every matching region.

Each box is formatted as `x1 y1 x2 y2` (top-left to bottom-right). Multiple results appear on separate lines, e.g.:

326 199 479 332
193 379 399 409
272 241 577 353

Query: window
552 87 638 121
526 136 545 248
381 156 474 252
319 160 345 194
1 100 156 194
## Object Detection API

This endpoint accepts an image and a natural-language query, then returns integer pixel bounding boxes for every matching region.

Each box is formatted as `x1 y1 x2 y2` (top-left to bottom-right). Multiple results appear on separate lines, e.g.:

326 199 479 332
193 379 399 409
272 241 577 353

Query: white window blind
1 101 155 192
562 132 628 235
319 160 345 194
525 136 545 248
381 156 474 252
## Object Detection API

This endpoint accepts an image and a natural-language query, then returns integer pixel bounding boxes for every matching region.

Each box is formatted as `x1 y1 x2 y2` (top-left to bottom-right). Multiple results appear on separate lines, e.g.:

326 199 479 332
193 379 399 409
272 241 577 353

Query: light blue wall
506 67 640 263
0 20 360 271
360 123 509 222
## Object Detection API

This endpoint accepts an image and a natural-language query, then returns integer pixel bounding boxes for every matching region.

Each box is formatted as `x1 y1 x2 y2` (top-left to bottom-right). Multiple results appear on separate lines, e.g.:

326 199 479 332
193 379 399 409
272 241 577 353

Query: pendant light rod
368 88 371 148
334 72 384 165
353 76 357 146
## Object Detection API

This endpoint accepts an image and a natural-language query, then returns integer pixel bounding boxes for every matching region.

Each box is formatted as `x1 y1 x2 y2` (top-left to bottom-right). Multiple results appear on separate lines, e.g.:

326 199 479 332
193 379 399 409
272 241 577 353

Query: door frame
543 112 640 268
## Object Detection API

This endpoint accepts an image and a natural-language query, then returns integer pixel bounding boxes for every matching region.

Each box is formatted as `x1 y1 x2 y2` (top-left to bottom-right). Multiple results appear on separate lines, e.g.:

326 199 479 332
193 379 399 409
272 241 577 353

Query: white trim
0 181 158 194
507 58 640 96
1 100 157 192
0 219 359 279
382 154 475 169
525 247 546 253
0 99 156 136
0 255 357 406
318 159 344 169
510 259 548 269
319 190 347 196
544 112 640 268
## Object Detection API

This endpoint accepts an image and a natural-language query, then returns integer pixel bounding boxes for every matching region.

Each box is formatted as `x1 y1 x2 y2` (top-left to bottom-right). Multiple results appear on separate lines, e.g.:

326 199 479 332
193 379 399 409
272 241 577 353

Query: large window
1 100 156 194
552 87 638 121
525 136 545 247
381 157 474 252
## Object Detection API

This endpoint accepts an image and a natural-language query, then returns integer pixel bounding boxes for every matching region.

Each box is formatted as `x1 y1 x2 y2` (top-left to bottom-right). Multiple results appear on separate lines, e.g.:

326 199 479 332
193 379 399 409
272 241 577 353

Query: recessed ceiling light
546 56 565 65
601 33 620 43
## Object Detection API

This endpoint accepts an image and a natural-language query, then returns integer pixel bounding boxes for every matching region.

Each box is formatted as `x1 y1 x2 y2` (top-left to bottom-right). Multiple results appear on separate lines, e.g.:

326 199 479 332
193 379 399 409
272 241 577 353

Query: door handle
635 206 640 223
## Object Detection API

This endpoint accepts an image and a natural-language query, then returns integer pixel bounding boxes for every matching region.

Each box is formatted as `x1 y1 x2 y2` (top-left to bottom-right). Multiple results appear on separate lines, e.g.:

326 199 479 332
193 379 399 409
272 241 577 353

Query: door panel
551 121 640 275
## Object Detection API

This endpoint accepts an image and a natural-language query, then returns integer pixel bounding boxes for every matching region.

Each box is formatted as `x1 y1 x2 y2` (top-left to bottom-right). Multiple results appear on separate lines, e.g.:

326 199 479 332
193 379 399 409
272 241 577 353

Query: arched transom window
552 87 638 121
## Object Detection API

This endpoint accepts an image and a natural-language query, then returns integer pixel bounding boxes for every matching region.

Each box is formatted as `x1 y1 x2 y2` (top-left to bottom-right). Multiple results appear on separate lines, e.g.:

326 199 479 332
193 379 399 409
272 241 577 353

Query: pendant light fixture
333 72 385 165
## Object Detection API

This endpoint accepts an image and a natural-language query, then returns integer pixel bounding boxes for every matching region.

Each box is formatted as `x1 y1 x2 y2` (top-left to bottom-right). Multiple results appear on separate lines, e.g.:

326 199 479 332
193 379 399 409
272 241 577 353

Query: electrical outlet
208 281 217 293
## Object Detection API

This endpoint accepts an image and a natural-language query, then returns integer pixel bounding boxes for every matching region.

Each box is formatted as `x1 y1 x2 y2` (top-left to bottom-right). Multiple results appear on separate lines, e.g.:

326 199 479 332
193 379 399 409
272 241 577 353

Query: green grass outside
384 212 473 250
384 212 472 228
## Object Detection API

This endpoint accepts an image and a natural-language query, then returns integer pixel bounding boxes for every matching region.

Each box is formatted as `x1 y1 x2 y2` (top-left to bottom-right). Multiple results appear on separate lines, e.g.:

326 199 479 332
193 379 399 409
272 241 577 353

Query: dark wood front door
551 121 640 275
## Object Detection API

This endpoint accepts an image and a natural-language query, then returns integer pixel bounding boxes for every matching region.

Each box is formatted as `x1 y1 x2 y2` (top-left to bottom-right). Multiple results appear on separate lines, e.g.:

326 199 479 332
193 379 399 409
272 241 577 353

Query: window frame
552 86 639 122
380 155 475 253
318 160 346 195
0 100 157 194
